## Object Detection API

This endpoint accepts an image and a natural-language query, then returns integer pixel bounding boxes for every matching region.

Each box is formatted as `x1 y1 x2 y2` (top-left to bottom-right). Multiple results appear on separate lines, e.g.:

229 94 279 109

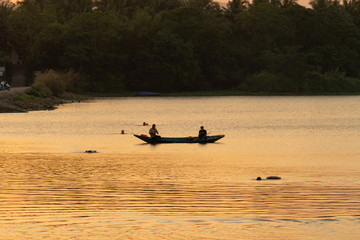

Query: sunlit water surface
1 96 360 239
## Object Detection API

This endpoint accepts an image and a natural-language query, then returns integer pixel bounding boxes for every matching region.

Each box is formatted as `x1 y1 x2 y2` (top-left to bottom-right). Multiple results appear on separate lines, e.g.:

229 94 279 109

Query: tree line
1 0 360 93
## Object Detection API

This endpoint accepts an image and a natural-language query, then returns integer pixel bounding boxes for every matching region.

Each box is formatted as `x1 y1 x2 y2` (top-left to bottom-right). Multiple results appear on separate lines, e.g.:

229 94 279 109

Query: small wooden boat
134 134 225 144
138 92 160 96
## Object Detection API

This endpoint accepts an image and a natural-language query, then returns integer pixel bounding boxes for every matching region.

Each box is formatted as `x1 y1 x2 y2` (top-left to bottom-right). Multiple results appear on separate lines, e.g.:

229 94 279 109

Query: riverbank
85 90 360 97
0 87 84 113
2 88 359 113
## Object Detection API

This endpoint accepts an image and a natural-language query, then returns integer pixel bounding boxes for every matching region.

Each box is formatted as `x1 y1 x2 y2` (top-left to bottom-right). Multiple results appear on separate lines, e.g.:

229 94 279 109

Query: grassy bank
0 88 86 113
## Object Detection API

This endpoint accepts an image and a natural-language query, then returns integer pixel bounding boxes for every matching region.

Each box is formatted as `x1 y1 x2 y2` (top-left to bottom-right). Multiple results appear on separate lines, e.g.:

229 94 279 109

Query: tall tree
306 6 360 75
270 0 298 8
0 1 15 64
40 0 94 20
153 6 236 88
61 0 93 14
146 0 181 15
342 0 360 26
184 0 222 14
252 0 270 6
59 11 129 91
224 0 249 21
94 0 132 14
11 2 55 59
145 30 200 91
309 0 338 9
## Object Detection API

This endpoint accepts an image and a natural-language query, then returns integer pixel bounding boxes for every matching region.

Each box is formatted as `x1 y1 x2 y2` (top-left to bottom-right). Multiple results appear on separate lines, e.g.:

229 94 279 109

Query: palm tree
342 0 360 26
270 0 298 7
310 0 343 9
94 0 131 11
252 0 270 6
68 0 93 13
146 0 180 15
280 0 298 7
342 0 360 15
309 0 330 9
270 0 281 6
226 0 249 14
224 0 249 20
15 0 45 8
0 0 14 10
183 0 221 12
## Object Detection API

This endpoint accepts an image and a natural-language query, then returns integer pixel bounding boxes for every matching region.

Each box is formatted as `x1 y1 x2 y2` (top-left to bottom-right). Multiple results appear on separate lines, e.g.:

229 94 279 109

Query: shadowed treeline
1 0 360 94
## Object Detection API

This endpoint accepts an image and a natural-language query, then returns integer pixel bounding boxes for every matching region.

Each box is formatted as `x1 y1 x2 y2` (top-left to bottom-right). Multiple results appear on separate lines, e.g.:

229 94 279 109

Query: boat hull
134 134 225 144
138 92 160 96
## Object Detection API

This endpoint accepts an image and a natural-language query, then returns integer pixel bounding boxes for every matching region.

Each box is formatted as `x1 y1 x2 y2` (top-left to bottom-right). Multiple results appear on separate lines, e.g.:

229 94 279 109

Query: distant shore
86 90 360 97
1 88 359 113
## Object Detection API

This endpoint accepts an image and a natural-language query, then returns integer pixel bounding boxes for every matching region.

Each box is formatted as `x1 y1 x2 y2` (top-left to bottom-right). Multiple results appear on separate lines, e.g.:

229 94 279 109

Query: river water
0 96 359 239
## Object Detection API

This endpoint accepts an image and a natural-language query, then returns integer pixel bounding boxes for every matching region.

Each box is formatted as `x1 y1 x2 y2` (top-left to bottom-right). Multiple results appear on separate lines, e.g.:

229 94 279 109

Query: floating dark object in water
266 176 281 180
121 130 125 134
138 92 160 96
256 177 262 181
85 150 97 153
143 122 148 126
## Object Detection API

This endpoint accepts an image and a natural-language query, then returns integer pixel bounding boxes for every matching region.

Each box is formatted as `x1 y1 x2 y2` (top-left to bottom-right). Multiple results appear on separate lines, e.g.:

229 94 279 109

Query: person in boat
198 126 207 140
149 124 160 139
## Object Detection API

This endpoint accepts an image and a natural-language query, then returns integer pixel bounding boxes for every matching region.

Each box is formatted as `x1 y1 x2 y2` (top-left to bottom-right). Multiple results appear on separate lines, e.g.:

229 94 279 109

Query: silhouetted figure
149 124 160 138
198 126 207 140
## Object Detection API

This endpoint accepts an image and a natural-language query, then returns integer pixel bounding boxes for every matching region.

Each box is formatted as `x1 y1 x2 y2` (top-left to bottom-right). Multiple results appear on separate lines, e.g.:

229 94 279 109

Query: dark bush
26 82 53 97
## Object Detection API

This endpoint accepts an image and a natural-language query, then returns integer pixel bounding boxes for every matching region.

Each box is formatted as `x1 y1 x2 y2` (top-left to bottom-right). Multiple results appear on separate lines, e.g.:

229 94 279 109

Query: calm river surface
0 96 360 239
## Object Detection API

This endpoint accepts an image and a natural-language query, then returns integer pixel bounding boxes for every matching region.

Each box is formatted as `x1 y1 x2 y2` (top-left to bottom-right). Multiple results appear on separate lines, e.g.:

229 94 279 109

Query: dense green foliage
2 0 360 93
26 69 81 97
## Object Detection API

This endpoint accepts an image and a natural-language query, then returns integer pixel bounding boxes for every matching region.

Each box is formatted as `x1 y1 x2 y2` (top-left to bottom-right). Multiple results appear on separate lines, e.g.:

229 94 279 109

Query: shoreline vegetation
0 63 359 113
2 1 360 96
0 69 86 113
0 88 85 113
1 87 359 113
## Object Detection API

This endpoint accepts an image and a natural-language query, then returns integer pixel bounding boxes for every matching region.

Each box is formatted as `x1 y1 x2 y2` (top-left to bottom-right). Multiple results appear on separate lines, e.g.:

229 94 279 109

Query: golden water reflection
1 151 360 239
1 96 360 239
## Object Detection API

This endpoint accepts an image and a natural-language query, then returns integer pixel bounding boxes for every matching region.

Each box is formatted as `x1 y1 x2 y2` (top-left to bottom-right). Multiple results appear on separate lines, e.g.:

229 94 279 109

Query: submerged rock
85 150 97 153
